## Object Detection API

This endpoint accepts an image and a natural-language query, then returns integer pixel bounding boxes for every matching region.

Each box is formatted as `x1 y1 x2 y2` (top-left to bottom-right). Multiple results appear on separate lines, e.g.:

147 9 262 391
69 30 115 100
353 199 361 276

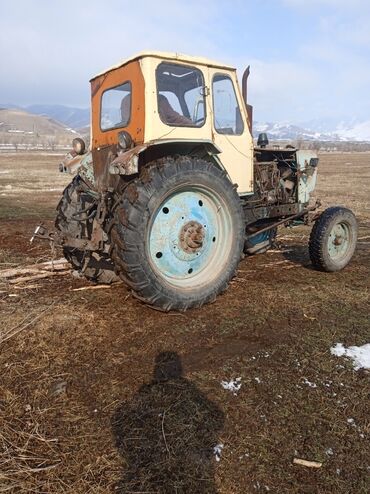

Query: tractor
33 51 358 311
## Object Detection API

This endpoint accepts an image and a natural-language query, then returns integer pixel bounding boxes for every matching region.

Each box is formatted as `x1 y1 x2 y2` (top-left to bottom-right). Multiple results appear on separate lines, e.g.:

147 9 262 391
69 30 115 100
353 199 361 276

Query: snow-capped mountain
254 120 370 142
253 122 330 141
333 121 370 142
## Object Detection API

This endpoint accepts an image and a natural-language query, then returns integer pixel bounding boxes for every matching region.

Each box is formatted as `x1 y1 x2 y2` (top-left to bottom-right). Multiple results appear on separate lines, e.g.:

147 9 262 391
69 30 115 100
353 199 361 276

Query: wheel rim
327 221 351 260
147 185 233 289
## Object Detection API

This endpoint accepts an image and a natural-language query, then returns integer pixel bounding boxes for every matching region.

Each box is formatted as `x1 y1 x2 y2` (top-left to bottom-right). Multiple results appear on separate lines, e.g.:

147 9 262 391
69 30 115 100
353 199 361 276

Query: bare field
0 152 369 493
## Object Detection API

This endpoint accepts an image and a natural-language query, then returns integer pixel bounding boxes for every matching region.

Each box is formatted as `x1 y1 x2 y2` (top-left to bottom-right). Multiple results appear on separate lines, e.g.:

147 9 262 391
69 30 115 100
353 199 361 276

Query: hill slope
26 104 90 130
0 108 78 149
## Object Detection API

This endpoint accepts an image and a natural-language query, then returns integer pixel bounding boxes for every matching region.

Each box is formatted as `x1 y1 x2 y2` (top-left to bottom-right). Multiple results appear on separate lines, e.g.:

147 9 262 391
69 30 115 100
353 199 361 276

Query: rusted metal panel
109 144 147 175
92 145 116 191
91 60 145 149
91 60 145 190
58 151 84 174
242 66 253 133
79 153 96 188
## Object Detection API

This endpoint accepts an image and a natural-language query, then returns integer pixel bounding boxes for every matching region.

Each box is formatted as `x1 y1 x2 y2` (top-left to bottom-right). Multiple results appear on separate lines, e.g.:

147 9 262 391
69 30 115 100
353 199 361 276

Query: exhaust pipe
242 65 253 134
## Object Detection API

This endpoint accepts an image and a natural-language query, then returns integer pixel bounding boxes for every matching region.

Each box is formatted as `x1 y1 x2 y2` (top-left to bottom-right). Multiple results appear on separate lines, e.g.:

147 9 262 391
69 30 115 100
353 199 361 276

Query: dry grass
0 152 369 493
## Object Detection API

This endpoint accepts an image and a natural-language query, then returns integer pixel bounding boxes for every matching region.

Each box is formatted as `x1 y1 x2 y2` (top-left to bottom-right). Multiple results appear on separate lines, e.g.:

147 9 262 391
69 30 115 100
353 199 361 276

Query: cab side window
101 81 131 131
212 75 244 135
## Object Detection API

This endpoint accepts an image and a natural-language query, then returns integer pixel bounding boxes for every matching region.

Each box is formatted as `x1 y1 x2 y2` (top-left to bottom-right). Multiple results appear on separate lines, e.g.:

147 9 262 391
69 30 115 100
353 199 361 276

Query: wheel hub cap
179 221 204 253
328 222 350 258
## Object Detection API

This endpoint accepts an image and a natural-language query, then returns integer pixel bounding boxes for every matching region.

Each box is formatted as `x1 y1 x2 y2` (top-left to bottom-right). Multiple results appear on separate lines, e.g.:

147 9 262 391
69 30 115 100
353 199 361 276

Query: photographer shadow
112 351 224 493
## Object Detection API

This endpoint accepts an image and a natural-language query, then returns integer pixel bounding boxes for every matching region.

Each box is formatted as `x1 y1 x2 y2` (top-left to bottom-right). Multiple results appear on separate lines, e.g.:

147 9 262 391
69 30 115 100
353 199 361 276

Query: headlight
117 130 132 150
72 138 86 155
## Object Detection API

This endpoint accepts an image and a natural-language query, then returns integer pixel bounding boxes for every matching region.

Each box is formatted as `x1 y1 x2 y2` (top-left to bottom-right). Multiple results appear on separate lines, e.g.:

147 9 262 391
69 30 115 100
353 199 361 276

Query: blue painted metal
149 188 221 282
248 230 271 246
79 152 95 186
296 150 318 205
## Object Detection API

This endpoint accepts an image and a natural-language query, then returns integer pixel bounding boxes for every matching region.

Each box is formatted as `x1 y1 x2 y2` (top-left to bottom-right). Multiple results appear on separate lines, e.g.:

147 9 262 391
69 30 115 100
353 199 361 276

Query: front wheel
309 206 357 272
109 156 245 311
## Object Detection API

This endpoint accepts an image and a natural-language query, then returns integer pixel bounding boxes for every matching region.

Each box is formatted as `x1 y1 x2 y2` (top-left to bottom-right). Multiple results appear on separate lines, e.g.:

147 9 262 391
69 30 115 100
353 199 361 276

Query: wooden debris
259 260 295 268
9 271 70 285
293 458 322 468
265 249 293 254
13 284 41 290
72 284 112 292
72 281 123 292
0 258 69 279
303 313 317 321
0 258 70 287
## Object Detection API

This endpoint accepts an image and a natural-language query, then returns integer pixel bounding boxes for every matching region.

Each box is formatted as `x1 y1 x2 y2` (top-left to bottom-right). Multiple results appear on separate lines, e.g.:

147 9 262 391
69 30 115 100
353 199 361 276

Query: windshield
156 62 206 127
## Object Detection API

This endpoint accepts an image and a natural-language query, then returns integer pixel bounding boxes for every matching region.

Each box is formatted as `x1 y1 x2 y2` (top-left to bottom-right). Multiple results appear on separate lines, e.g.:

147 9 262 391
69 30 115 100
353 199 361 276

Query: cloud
283 0 370 8
0 0 369 123
280 0 370 120
0 0 222 106
240 60 320 121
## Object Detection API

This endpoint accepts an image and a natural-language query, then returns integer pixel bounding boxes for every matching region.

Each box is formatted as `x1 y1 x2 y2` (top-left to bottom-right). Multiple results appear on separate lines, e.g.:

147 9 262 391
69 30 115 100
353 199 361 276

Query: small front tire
309 206 357 272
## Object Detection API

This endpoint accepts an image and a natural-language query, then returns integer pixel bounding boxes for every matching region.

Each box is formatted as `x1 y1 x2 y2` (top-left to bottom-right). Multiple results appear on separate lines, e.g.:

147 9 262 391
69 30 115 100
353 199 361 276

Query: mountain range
1 103 370 142
254 120 370 142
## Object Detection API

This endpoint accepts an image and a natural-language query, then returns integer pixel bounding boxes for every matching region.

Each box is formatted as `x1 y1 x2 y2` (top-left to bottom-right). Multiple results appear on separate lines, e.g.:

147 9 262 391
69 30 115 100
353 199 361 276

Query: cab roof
90 51 236 81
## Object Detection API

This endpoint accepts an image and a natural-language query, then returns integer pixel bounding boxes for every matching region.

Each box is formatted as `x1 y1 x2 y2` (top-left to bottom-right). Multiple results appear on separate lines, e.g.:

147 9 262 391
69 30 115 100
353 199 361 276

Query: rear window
100 81 131 131
156 62 206 127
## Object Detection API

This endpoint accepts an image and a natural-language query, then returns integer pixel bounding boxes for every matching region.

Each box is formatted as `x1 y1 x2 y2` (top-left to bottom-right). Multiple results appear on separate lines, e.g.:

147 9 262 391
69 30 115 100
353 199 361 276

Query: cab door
208 68 254 195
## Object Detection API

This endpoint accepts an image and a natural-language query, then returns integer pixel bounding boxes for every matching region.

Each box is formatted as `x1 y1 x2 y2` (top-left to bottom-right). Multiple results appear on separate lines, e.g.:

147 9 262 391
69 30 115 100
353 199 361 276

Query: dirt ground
0 152 369 493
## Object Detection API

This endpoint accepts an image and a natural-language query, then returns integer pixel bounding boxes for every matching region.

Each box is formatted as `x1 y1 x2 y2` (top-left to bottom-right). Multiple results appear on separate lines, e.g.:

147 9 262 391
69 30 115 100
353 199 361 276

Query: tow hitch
30 223 55 245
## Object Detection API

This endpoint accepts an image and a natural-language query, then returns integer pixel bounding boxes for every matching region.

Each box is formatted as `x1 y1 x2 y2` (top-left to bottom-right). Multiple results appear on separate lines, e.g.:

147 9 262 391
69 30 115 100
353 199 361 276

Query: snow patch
303 378 317 388
221 377 242 395
331 343 370 370
213 443 224 462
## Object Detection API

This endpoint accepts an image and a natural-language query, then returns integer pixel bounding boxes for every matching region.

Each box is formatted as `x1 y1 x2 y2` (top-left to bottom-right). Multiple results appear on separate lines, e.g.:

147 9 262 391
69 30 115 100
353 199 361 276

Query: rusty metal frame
246 201 321 239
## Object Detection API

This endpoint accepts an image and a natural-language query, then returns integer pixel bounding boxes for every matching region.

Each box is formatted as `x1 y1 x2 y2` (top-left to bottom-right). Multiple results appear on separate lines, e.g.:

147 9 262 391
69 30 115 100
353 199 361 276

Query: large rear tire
55 176 119 284
109 156 245 311
309 206 357 272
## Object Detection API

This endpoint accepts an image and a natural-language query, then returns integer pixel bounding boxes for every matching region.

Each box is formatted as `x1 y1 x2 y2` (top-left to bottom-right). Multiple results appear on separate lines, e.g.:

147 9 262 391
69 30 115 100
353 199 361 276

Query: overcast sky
1 0 369 123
